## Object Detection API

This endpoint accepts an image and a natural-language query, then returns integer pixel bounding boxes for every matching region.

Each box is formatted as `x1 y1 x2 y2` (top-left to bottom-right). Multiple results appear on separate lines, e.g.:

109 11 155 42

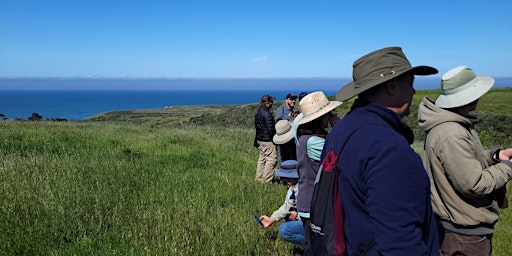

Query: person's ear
383 80 398 96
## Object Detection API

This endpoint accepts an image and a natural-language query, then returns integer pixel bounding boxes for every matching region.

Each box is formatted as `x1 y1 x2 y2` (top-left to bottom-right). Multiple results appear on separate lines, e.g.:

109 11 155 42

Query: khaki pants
255 141 277 183
441 232 492 256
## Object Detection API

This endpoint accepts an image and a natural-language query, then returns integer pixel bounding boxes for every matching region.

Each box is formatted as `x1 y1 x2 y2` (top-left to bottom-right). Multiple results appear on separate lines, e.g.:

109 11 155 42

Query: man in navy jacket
321 47 440 255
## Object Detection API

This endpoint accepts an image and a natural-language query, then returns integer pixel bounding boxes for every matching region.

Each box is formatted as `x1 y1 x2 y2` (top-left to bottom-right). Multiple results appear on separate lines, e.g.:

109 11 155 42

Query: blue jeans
279 220 305 247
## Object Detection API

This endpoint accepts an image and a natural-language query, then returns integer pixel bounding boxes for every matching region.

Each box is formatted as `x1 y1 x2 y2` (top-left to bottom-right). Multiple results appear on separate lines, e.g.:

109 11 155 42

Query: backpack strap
326 130 357 161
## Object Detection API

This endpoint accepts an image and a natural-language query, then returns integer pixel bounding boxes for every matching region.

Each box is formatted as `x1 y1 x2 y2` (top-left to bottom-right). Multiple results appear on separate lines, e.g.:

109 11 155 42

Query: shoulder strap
327 130 357 159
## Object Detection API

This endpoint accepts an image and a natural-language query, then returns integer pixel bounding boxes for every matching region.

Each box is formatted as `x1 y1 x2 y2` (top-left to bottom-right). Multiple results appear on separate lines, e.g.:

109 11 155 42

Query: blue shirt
275 104 293 121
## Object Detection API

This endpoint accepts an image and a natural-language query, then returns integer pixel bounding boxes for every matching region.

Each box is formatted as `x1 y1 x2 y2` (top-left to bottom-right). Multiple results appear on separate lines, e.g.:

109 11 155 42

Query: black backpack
310 147 345 256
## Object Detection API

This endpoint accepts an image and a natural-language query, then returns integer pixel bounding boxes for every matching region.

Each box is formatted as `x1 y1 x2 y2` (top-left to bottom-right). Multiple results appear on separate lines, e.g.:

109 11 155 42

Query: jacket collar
351 99 415 144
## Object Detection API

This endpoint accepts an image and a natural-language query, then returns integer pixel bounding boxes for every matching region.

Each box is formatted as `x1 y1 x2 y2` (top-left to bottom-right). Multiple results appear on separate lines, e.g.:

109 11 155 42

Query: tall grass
0 122 298 255
1 87 512 255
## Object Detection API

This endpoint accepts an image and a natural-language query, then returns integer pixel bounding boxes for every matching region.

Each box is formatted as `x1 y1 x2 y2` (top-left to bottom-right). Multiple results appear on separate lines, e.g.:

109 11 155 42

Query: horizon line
2 76 353 79
1 75 512 80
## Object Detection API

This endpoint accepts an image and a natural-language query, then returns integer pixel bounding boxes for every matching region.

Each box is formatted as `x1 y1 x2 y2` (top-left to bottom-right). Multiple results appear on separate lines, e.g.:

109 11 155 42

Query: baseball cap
286 93 298 100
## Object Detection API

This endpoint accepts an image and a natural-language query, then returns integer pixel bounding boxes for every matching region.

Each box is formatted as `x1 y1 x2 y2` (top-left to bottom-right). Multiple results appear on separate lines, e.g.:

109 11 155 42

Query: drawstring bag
310 149 345 256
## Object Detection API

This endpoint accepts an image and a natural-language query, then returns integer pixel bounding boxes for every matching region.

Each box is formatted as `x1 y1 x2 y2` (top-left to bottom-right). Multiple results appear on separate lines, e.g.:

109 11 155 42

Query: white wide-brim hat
273 120 293 144
435 66 494 108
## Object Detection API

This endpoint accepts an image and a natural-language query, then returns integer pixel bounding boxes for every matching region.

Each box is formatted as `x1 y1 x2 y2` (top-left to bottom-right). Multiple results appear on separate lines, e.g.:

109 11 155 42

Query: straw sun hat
435 66 495 108
294 91 342 126
336 46 438 101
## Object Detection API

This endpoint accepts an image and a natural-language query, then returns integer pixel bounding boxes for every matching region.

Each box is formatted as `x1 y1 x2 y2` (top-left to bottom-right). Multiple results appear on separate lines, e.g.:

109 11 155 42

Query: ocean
1 76 510 121
0 90 336 121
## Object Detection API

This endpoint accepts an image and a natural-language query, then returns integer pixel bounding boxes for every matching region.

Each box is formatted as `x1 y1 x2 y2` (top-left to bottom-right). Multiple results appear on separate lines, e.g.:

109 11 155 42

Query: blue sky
1 0 511 84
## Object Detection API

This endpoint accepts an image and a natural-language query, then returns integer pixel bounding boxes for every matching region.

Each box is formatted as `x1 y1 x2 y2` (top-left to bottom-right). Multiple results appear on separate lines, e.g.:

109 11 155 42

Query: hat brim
274 170 299 179
336 65 438 101
273 130 293 144
296 100 342 126
435 76 494 108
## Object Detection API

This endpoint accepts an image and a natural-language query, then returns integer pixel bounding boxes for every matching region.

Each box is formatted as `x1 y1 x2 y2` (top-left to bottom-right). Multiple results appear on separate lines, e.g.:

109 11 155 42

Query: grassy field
1 88 511 255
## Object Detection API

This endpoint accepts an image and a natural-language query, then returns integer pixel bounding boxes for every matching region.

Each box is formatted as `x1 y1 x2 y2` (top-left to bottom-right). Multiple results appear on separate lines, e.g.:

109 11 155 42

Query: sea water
0 90 335 121
1 76 510 121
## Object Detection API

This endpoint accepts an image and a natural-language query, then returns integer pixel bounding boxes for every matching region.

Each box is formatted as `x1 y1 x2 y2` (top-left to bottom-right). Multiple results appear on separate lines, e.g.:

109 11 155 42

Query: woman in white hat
273 119 297 161
418 66 512 255
291 91 341 256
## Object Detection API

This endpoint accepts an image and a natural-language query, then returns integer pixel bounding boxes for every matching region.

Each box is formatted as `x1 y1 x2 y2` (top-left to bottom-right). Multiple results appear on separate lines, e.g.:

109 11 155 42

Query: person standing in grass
275 93 298 122
292 91 341 256
275 93 298 162
254 94 278 183
259 160 305 248
273 120 297 161
323 46 440 255
418 66 512 255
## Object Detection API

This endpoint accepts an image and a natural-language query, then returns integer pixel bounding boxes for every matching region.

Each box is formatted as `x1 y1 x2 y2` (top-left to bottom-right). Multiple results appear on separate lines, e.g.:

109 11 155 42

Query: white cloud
252 55 268 63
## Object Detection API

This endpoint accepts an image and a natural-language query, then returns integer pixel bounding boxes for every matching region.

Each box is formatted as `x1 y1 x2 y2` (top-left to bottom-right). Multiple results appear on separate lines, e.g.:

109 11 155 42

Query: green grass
89 105 233 126
0 121 302 255
1 88 511 255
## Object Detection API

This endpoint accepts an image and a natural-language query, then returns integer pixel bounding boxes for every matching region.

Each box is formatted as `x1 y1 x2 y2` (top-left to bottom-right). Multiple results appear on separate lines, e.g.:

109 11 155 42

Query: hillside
2 87 511 255
88 87 512 147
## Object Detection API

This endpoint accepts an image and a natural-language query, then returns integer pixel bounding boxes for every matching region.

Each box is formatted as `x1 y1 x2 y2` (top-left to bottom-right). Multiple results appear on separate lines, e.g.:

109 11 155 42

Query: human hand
260 215 275 228
499 148 512 161
287 211 298 221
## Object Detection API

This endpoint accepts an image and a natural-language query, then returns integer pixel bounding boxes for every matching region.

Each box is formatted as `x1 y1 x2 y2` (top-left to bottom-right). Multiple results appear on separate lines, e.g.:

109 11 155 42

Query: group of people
255 89 342 253
254 46 512 255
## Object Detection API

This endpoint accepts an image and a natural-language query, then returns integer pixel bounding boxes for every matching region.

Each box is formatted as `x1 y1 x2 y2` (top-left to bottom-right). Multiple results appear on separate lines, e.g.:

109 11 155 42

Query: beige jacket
418 97 512 230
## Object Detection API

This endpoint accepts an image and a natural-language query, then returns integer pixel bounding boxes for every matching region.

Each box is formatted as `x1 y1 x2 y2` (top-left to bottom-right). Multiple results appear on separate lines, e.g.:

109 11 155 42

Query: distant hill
87 87 512 148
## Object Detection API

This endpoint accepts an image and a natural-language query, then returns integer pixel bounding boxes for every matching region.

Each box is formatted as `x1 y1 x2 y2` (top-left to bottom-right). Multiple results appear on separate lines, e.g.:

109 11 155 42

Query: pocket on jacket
454 234 488 244
441 233 491 256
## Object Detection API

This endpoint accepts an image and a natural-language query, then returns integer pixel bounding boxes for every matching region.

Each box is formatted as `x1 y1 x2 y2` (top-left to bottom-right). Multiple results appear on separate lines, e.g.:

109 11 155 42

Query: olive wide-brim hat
336 47 438 101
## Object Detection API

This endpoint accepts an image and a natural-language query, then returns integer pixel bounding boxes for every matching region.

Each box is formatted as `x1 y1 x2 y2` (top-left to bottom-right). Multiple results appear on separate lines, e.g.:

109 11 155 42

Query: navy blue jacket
322 100 439 256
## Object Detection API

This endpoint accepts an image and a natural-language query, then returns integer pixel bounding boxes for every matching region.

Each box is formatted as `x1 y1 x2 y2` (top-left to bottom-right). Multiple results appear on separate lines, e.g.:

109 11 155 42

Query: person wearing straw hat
322 46 440 255
258 160 305 248
291 91 341 256
418 66 512 255
254 94 278 183
273 120 297 161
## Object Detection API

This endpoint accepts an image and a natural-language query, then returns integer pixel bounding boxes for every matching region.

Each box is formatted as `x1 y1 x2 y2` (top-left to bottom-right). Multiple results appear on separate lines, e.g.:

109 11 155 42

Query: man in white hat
323 46 440 255
273 119 297 161
275 93 299 161
418 66 512 255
